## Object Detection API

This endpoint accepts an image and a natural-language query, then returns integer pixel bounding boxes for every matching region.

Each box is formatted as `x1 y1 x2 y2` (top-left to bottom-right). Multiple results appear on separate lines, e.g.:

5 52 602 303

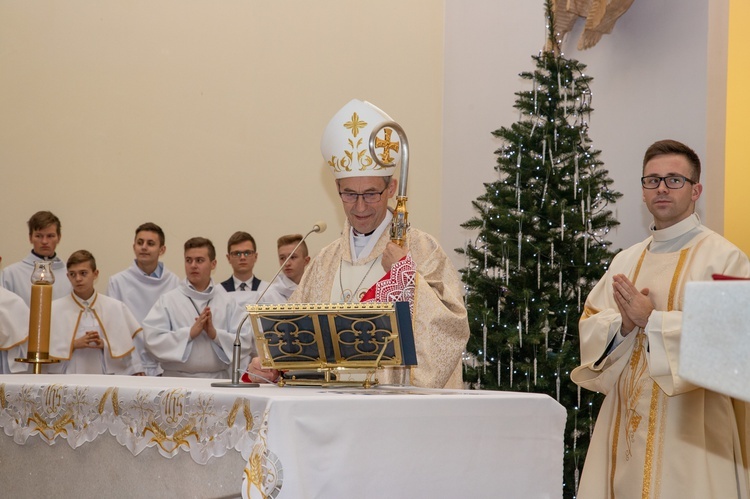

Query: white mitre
320 99 401 179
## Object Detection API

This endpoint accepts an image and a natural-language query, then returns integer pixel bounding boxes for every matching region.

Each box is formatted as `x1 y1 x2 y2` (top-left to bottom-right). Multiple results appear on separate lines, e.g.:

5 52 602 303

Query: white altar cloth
0 374 566 498
681 281 750 402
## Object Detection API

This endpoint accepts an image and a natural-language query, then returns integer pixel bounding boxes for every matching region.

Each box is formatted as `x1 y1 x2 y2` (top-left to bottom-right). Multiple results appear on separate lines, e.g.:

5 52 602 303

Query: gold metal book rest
245 302 416 388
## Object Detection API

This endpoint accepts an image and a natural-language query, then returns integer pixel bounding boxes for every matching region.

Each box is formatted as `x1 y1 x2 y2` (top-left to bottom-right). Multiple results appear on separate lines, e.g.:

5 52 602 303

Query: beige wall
443 0 725 273
0 0 444 285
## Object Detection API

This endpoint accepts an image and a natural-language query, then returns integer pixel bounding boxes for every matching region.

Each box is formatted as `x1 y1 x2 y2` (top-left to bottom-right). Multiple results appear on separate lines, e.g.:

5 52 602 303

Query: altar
0 374 566 498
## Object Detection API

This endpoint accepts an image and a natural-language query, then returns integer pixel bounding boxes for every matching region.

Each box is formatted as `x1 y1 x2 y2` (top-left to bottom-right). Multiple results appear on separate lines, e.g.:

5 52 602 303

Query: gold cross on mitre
344 112 367 138
374 127 400 164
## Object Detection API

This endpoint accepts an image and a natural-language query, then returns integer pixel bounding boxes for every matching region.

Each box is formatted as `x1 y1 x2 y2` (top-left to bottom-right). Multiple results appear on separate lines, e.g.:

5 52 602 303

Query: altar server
143 237 255 378
107 222 180 375
0 287 30 373
49 250 144 375
266 233 311 300
221 231 285 305
248 99 469 388
1 211 72 305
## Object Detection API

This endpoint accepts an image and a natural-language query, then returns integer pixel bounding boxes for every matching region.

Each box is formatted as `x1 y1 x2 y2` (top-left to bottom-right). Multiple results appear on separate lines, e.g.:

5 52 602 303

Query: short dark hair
184 237 216 261
227 231 256 253
277 234 308 257
643 140 701 181
135 222 166 246
28 211 61 236
67 249 97 271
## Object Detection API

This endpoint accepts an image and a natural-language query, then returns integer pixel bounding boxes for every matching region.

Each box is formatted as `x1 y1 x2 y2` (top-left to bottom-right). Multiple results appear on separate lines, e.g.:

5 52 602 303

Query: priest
572 140 750 498
248 99 469 388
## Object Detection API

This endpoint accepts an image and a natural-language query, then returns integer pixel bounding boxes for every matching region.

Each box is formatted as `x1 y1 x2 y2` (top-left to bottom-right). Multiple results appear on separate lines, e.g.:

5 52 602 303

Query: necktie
239 282 247 291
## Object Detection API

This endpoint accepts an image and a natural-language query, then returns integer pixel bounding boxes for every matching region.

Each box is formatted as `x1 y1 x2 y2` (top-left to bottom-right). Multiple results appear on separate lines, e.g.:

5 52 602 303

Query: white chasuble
291 218 469 389
573 224 750 499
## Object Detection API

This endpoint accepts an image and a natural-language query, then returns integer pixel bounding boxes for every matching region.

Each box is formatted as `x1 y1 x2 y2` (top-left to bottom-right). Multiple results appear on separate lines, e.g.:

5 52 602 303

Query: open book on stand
245 302 416 388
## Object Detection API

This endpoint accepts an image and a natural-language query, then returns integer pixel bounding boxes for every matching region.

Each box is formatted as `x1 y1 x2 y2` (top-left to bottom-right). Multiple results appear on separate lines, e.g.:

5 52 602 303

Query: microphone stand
212 223 325 388
211 314 257 388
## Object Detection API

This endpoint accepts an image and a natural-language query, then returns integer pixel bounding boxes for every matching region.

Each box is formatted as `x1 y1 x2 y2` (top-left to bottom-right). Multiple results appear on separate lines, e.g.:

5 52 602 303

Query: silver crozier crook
368 121 409 247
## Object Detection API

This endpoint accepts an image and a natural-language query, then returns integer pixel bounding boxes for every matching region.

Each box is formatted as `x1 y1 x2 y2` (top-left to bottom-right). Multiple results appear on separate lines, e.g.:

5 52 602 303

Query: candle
28 283 53 354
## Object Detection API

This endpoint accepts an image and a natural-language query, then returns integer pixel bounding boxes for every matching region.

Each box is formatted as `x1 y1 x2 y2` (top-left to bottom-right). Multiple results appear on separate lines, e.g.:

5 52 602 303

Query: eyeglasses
230 250 256 258
641 175 696 190
338 187 387 204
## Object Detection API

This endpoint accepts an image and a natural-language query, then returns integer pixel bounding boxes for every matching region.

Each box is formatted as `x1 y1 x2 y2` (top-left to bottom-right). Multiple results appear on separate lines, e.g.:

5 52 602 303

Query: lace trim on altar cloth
0 382 283 499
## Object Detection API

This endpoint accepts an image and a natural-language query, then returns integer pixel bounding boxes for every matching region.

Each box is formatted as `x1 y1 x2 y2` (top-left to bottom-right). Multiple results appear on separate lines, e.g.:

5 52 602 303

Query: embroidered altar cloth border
0 374 262 463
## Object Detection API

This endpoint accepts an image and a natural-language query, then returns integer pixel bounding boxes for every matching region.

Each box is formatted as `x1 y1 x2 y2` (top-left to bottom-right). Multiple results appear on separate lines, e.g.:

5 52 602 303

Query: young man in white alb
142 237 254 378
107 222 180 375
1 211 72 305
266 233 311 301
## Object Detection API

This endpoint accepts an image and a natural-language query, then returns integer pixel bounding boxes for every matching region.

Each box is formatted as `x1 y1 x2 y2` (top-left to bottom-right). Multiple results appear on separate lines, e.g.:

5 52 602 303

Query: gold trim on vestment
643 381 660 499
609 248 649 497
582 305 599 319
667 249 689 311
610 246 691 498
641 246 689 498
653 388 668 498
631 247 648 283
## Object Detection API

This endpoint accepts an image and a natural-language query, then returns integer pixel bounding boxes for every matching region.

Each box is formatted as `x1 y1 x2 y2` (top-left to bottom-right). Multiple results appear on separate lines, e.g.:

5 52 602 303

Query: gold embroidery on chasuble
609 247 690 499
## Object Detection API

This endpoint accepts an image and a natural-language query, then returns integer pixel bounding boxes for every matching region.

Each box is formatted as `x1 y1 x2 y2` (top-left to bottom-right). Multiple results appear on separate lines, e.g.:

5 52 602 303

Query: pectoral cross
375 128 399 164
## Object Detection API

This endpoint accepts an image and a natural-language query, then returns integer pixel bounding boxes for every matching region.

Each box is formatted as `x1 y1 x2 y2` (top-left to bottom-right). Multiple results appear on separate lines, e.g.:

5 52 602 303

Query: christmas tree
457 2 621 496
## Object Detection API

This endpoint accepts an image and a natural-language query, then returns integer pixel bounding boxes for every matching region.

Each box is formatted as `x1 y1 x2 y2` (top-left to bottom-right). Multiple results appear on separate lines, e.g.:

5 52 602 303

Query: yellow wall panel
725 0 750 253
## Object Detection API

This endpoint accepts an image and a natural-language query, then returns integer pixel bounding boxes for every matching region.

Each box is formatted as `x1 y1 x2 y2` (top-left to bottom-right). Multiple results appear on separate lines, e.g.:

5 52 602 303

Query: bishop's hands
382 242 408 272
612 274 654 336
190 306 217 340
245 356 280 384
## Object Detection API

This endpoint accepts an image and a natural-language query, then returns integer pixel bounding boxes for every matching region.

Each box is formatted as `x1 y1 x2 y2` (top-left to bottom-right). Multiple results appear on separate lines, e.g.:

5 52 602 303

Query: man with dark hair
221 231 283 304
49 250 144 375
221 231 265 291
107 222 180 376
1 210 72 304
573 139 750 497
142 237 254 378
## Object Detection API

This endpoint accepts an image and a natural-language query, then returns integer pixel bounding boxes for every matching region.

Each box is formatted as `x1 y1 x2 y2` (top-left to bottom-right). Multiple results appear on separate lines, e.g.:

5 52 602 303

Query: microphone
212 221 327 388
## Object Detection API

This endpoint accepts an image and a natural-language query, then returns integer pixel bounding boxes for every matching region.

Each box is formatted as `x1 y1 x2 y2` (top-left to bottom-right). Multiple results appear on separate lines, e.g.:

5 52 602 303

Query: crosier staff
368 121 409 247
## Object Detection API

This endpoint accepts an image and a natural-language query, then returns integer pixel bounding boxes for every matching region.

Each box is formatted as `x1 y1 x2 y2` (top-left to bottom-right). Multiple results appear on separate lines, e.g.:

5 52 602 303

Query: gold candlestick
17 261 59 373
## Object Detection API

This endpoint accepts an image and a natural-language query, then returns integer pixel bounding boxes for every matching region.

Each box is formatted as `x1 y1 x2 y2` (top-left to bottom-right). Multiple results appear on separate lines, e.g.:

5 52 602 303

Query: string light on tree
456 1 621 497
